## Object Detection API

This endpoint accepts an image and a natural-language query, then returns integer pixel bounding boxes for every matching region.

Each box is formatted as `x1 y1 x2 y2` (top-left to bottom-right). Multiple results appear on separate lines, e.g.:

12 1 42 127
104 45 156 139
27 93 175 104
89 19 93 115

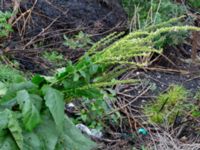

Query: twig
8 0 20 24
23 17 59 49
106 86 151 116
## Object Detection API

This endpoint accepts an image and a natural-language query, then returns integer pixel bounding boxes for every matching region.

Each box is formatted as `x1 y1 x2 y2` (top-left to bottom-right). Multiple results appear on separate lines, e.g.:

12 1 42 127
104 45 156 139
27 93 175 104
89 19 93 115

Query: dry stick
13 16 124 46
124 104 134 133
184 75 200 82
146 75 168 86
106 86 151 116
12 0 40 27
8 0 20 24
23 17 59 50
21 0 38 37
145 67 189 74
192 31 198 62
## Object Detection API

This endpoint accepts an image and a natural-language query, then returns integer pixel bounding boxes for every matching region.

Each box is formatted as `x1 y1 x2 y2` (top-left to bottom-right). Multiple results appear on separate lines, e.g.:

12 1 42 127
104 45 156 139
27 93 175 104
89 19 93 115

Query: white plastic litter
76 124 103 139
67 102 75 108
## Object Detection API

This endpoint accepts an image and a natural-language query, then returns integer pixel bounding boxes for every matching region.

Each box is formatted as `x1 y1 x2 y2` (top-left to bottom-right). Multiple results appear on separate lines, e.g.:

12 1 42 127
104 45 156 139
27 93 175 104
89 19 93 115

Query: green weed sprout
0 11 13 38
144 85 188 124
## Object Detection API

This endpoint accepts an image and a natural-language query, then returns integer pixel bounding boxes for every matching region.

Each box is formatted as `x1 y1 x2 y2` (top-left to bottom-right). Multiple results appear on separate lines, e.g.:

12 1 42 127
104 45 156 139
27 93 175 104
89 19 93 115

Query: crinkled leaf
6 82 37 94
63 80 85 90
0 133 18 150
23 132 41 150
0 111 9 130
56 116 96 150
73 72 80 81
35 111 59 150
35 112 96 150
6 109 23 150
89 64 98 75
32 75 46 86
75 87 103 99
29 94 43 111
43 86 64 131
0 97 17 111
0 82 7 96
17 90 41 131
1 81 37 104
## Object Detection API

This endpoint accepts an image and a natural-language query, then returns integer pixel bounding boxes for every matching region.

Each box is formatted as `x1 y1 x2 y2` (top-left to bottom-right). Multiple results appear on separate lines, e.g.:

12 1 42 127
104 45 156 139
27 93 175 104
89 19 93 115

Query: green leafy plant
42 51 65 66
0 64 25 84
75 89 118 129
0 11 13 38
63 31 93 49
0 81 96 150
144 85 200 125
0 20 200 149
122 0 185 26
122 0 187 48
189 91 200 117
144 85 188 124
188 0 200 10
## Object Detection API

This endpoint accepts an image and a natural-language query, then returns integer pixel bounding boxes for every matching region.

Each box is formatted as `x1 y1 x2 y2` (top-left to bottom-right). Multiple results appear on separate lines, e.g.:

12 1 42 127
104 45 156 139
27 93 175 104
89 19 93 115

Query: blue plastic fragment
137 128 148 135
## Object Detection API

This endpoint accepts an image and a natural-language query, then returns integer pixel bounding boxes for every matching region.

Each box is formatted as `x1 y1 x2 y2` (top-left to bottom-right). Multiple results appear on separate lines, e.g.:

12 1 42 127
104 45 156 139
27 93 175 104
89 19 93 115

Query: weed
122 0 187 48
0 11 13 38
188 0 200 11
75 89 119 128
122 0 185 26
0 64 25 84
43 51 65 63
188 91 200 117
144 85 200 125
63 31 93 49
144 85 188 124
0 22 200 149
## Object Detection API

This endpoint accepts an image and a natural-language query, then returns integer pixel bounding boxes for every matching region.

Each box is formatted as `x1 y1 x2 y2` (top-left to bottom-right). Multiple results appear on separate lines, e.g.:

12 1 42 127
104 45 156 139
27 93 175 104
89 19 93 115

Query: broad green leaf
0 97 17 111
23 132 41 150
0 111 9 130
0 82 7 96
79 70 87 78
35 111 59 150
17 90 41 131
63 80 85 90
42 76 57 83
188 0 200 9
1 81 37 104
6 82 36 94
89 64 98 75
6 109 23 150
30 94 43 111
0 134 18 150
32 75 46 86
56 116 96 150
73 72 80 81
43 86 64 131
75 87 103 99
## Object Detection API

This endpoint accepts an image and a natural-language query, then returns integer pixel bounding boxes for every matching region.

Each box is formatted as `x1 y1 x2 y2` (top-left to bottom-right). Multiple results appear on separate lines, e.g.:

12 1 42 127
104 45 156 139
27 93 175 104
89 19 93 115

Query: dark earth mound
17 0 127 39
0 0 127 73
